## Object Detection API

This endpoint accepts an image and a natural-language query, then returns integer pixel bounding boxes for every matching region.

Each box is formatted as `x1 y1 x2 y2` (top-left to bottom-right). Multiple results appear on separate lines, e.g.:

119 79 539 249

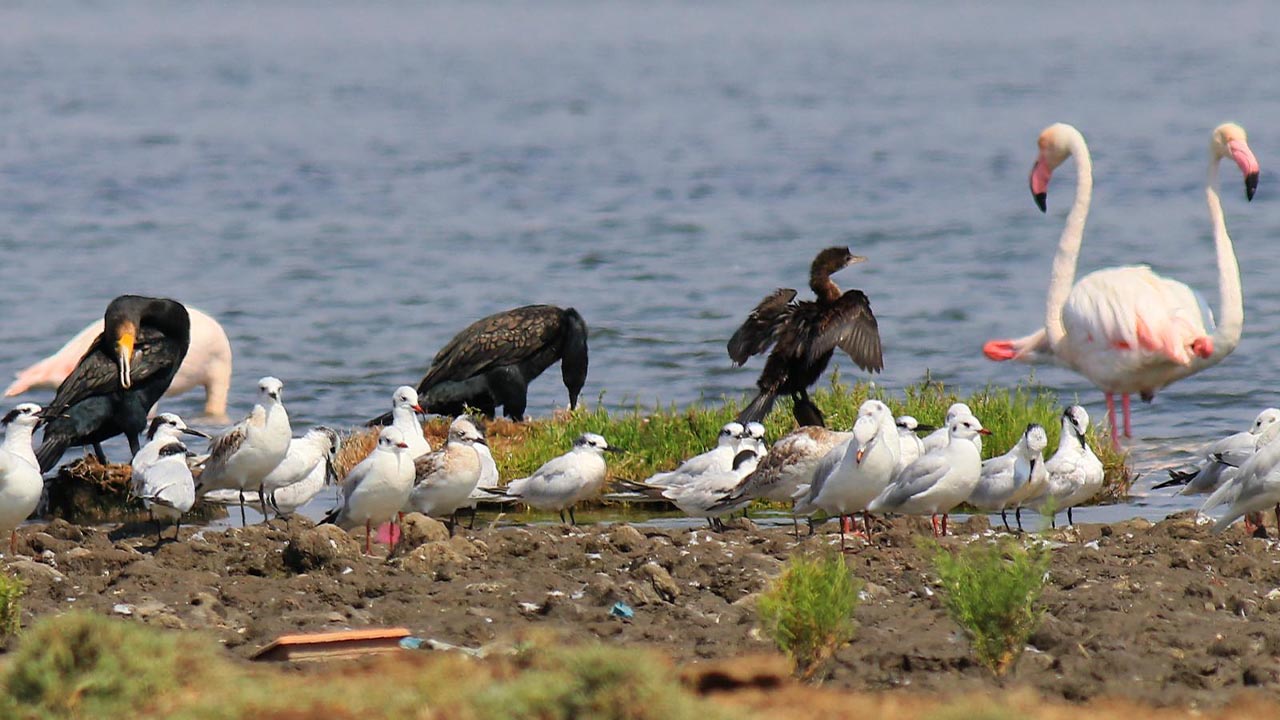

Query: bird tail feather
736 392 776 425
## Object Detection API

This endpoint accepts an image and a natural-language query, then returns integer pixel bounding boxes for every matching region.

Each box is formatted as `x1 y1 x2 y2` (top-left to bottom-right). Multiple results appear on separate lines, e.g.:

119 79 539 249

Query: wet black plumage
37 296 191 472
729 247 882 427
372 305 588 423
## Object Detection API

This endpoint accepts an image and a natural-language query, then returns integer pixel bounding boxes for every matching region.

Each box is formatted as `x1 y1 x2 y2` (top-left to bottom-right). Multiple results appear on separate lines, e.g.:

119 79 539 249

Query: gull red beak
397 442 409 448
978 428 992 436
855 448 866 463
412 404 424 414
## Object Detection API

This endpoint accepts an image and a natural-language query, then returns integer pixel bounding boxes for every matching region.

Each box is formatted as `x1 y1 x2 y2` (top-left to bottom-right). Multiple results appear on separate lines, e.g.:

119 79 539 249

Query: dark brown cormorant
728 247 882 427
372 305 588 423
36 296 191 472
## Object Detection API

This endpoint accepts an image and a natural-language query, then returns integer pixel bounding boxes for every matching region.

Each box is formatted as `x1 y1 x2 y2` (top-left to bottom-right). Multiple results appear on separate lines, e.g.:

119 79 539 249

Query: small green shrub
2 612 211 718
756 552 861 681
933 539 1050 676
0 572 26 641
476 641 721 720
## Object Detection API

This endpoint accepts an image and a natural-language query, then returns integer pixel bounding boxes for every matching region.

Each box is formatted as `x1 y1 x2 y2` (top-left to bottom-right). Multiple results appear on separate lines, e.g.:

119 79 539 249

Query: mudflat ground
6 511 1280 711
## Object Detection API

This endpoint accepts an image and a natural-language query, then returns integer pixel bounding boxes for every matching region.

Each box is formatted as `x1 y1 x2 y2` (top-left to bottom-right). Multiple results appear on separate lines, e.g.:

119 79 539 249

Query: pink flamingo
5 306 233 420
984 123 1258 444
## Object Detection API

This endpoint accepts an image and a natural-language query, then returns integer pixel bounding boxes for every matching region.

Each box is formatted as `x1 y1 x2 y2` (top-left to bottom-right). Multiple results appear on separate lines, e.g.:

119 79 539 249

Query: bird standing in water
36 296 191 472
729 247 882 427
373 305 589 422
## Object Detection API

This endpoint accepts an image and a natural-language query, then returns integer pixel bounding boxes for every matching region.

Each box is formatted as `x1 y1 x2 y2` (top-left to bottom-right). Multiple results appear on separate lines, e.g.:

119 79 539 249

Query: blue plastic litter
399 636 425 650
609 601 635 619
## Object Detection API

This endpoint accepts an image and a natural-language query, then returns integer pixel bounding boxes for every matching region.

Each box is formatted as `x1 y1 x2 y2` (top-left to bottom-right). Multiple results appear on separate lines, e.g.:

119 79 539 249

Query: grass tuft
0 572 25 643
756 552 862 681
1 611 214 718
0 616 725 720
932 538 1051 676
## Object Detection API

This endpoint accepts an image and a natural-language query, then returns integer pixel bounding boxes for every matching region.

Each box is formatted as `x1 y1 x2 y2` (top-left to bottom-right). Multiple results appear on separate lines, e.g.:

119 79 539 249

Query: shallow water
2 2 1278 523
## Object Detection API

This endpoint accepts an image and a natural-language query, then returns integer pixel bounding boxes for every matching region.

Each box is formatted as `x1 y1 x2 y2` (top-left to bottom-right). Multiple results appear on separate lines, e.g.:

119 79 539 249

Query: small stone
609 524 647 553
7 559 65 583
638 561 680 603
399 513 451 548
402 540 467 579
283 525 361 573
860 581 890 600
65 548 92 560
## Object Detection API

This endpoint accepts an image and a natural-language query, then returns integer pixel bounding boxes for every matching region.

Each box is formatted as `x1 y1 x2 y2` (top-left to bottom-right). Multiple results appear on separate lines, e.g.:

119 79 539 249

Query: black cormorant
728 247 882 427
373 305 588 423
36 295 191 472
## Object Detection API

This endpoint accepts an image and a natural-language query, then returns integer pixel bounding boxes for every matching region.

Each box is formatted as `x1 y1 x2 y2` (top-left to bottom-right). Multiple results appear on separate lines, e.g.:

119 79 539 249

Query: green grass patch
0 615 729 720
0 572 25 644
757 552 862 681
337 373 1129 503
932 538 1051 676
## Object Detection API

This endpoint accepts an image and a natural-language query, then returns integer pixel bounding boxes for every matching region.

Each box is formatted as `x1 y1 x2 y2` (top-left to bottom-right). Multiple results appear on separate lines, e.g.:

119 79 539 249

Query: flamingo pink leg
1122 394 1132 438
1104 393 1119 446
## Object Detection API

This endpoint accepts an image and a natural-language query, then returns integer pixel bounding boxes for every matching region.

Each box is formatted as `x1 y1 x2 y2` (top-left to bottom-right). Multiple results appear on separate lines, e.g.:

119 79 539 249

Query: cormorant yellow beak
116 328 136 388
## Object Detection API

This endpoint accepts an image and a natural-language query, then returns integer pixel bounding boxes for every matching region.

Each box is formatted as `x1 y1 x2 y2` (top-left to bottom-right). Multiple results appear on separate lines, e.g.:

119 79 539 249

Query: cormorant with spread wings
728 247 882 427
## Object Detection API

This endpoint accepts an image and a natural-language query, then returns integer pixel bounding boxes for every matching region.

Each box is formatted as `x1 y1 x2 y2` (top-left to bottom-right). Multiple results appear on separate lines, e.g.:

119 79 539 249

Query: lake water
2 1 1278 521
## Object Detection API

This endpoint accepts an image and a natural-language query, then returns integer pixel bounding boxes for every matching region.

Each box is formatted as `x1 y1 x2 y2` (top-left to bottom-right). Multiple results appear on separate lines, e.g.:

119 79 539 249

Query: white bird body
795 400 900 516
0 404 44 549
261 428 336 494
655 450 760 519
1161 408 1280 496
868 416 988 521
405 417 485 519
129 414 208 497
712 427 852 512
970 424 1049 512
464 441 501 508
922 403 973 452
330 427 414 532
984 123 1257 442
264 428 340 518
500 433 617 522
134 441 196 524
199 377 291 496
1028 407 1104 524
388 386 431 459
5 307 233 419
1201 422 1280 518
1207 420 1280 534
894 416 927 475
646 422 744 489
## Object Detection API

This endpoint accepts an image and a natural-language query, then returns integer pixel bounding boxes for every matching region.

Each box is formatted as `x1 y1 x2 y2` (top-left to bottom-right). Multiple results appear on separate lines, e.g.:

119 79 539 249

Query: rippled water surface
2 2 1279 518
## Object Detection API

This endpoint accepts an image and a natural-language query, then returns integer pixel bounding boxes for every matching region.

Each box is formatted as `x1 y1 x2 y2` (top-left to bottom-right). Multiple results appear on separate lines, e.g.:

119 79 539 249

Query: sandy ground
5 511 1280 710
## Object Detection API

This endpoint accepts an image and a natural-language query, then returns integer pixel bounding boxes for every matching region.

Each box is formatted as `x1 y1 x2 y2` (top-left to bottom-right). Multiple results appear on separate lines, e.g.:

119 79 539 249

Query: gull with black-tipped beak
489 433 621 526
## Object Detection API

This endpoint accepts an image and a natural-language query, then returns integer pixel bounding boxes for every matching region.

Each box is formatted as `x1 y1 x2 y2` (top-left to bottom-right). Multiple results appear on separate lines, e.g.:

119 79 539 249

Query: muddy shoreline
5 512 1280 709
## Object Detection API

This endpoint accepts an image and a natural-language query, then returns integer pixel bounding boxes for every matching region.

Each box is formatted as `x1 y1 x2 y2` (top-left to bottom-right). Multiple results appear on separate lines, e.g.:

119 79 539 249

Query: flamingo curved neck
1199 155 1243 366
1044 130 1093 352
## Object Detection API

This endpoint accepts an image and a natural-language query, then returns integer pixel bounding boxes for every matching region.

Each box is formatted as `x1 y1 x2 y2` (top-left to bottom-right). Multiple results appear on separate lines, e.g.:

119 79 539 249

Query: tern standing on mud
969 423 1048 532
0 404 43 554
1028 406 1104 527
492 433 621 525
